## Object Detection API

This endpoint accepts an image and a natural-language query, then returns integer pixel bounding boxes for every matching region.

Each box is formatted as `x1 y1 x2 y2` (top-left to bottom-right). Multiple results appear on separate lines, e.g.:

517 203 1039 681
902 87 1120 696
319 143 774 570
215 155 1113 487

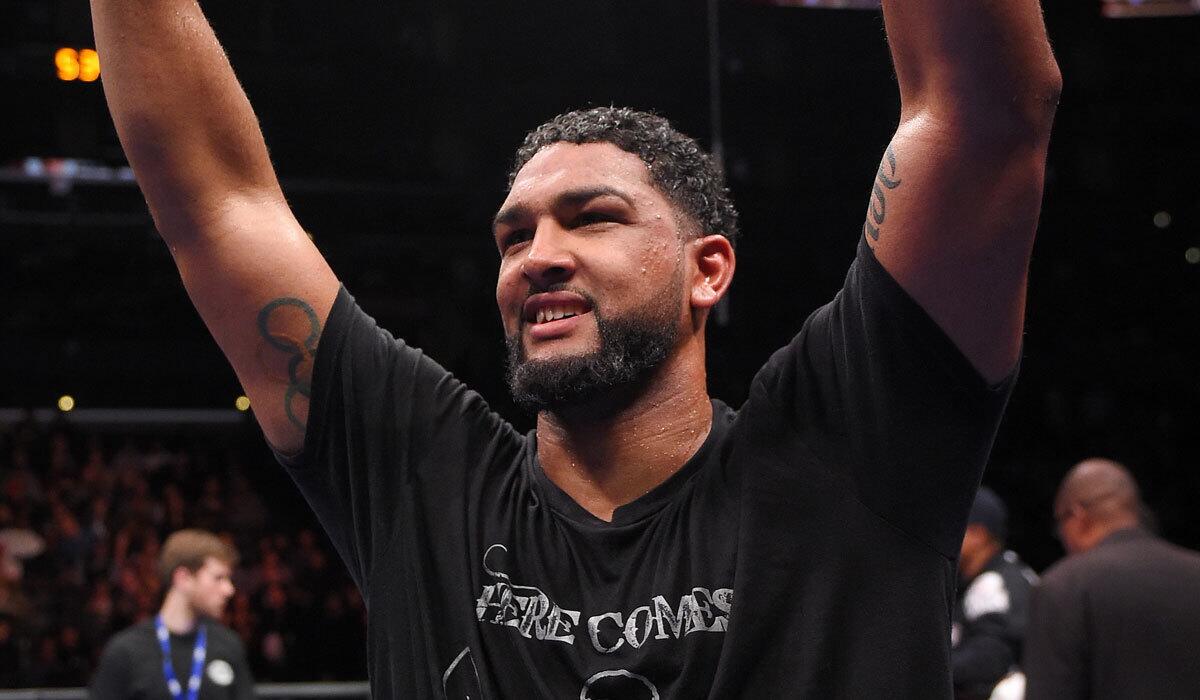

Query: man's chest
472 540 736 655
387 496 739 698
124 643 243 700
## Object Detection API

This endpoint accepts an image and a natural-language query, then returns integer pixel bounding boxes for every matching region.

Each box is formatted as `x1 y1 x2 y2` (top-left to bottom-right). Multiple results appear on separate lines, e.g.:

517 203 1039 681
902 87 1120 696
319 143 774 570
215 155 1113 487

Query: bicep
864 115 1050 383
171 195 339 455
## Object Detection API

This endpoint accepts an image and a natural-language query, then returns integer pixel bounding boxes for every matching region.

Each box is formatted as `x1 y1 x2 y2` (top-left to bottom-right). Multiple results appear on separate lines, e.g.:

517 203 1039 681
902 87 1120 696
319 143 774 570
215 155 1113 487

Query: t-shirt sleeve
750 239 1016 558
276 286 516 597
88 637 131 700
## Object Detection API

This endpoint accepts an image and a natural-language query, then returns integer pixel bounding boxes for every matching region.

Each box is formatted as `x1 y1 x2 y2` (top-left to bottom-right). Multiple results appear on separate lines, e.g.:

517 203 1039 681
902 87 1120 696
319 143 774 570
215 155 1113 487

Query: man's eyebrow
493 185 635 232
492 204 529 233
556 185 635 210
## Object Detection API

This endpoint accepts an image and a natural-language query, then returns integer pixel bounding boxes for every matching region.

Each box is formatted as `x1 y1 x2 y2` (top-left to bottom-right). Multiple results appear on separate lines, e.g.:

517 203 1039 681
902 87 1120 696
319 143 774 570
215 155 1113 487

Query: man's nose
521 225 575 287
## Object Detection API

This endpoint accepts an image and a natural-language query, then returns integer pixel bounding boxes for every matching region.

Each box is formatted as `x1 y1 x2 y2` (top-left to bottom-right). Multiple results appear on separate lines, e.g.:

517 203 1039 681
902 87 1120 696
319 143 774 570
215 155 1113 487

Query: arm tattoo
863 144 902 242
257 297 321 431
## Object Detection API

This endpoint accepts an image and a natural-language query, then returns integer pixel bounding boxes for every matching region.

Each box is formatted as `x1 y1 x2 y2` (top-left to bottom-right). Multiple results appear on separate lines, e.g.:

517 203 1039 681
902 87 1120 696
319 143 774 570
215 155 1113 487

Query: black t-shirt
89 619 255 700
282 240 1014 698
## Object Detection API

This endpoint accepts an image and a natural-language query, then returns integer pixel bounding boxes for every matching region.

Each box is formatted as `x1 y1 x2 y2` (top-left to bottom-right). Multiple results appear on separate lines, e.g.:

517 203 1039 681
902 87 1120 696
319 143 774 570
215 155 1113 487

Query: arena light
79 49 101 82
55 48 80 81
54 47 102 82
1153 211 1172 229
235 396 251 412
1101 0 1200 17
57 395 76 412
1186 247 1200 265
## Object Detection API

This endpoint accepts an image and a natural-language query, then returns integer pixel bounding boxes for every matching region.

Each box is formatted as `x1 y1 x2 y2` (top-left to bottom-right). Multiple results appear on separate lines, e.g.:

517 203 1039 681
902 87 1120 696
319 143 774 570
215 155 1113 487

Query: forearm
882 0 1061 135
90 0 282 236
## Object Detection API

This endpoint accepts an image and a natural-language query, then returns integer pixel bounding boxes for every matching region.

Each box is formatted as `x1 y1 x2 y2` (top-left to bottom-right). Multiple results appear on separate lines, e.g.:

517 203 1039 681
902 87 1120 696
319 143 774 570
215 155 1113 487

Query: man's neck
536 351 713 522
1083 516 1142 553
158 589 198 635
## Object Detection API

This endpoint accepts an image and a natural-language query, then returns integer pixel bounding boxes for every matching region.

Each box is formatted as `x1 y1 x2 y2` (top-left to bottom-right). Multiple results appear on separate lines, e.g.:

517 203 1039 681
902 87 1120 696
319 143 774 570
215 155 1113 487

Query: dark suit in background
1024 527 1200 700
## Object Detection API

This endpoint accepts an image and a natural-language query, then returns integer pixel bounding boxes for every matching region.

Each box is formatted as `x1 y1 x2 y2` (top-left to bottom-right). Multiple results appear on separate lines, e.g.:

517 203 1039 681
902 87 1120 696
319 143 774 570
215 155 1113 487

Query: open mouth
523 293 594 327
531 303 588 325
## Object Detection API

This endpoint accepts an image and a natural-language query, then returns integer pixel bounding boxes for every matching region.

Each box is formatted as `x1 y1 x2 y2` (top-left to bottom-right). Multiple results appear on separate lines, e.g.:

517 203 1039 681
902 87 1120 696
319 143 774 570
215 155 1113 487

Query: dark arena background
1 0 1197 693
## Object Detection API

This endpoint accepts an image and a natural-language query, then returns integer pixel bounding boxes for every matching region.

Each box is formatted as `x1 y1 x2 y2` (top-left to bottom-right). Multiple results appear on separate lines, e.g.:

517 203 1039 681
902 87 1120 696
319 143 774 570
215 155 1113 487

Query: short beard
505 270 684 415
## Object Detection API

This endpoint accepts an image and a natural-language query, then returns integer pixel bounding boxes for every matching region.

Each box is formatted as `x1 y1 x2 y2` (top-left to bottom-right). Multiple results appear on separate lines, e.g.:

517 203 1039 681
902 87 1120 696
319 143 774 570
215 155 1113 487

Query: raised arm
866 0 1061 384
91 0 340 453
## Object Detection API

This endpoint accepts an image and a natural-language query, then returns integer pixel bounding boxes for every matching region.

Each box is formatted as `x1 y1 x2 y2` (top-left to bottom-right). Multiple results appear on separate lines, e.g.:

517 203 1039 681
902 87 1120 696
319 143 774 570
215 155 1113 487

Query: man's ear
171 565 192 590
689 235 736 310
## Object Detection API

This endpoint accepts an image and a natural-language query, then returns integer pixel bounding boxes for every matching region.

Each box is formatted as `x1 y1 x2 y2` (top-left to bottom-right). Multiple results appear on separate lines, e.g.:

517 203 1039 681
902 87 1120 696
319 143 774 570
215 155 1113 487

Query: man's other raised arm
91 0 339 454
865 1 1061 384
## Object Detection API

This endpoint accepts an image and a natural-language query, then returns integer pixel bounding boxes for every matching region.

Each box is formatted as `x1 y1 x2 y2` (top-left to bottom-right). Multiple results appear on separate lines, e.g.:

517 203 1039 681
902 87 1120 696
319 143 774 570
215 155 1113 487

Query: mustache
523 282 595 302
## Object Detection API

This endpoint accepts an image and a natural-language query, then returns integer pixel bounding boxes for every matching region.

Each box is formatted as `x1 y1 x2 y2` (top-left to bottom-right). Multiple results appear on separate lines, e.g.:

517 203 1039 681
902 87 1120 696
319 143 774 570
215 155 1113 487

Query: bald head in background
1054 458 1143 555
1025 458 1200 700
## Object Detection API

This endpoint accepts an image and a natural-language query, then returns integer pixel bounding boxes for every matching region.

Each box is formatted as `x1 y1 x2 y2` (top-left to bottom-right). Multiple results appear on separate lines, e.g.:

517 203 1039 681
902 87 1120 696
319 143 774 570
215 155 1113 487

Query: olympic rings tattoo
257 297 321 431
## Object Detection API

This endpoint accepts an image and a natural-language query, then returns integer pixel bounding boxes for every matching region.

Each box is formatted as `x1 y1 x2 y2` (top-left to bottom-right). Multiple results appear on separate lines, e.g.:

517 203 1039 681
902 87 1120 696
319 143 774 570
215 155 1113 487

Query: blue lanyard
155 615 207 700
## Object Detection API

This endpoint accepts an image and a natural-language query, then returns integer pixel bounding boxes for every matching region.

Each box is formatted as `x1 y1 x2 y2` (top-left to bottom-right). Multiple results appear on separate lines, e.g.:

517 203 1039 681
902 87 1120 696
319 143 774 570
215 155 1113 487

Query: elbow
988 59 1063 144
989 79 1061 150
1021 61 1063 136
910 60 1063 149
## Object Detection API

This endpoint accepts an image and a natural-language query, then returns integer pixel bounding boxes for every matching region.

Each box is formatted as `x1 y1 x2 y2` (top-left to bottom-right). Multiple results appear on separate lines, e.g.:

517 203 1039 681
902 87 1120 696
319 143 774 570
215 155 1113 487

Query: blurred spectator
0 424 365 687
1025 458 1200 700
952 487 1036 700
0 615 21 687
161 483 189 533
89 529 255 699
193 476 226 533
226 475 267 535
82 580 115 651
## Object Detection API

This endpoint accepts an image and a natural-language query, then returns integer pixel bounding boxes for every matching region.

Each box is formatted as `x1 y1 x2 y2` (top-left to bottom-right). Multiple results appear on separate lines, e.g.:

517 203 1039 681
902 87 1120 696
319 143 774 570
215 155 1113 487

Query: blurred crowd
0 417 365 688
4 409 1198 697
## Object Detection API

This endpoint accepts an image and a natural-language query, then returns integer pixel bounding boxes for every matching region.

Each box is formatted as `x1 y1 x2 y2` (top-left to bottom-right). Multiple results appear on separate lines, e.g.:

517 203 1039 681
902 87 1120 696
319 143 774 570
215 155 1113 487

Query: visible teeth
534 305 582 324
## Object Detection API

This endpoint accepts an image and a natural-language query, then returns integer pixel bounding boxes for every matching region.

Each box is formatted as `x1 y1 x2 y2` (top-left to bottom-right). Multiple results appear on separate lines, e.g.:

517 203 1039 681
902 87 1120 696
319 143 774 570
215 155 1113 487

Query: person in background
1024 458 1200 700
89 529 255 699
952 487 1036 700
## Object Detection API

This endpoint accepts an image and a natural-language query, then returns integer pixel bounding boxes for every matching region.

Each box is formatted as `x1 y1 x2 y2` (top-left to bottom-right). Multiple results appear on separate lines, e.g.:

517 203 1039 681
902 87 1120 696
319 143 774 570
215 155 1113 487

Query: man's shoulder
992 550 1037 587
1036 549 1098 597
1134 535 1200 582
113 618 156 644
1041 531 1200 588
99 619 155 659
204 620 245 646
961 569 1013 620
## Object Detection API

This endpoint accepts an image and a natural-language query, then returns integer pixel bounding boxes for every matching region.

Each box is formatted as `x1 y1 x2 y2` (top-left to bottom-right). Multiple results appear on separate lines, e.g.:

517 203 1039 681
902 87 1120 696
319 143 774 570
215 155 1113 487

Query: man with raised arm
91 0 1059 696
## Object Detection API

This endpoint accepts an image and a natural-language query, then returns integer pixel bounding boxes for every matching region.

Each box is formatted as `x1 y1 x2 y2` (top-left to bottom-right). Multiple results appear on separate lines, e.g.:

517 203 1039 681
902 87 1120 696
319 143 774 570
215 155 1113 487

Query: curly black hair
508 107 740 246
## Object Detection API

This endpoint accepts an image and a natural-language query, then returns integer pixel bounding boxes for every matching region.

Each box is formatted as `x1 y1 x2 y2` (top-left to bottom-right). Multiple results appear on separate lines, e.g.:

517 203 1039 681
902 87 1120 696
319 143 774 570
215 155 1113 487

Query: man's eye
501 229 533 250
577 212 615 226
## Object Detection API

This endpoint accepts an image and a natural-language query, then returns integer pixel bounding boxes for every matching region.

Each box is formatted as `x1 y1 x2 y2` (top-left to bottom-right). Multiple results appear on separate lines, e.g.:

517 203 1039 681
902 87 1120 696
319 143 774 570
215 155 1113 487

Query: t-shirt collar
527 399 734 527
